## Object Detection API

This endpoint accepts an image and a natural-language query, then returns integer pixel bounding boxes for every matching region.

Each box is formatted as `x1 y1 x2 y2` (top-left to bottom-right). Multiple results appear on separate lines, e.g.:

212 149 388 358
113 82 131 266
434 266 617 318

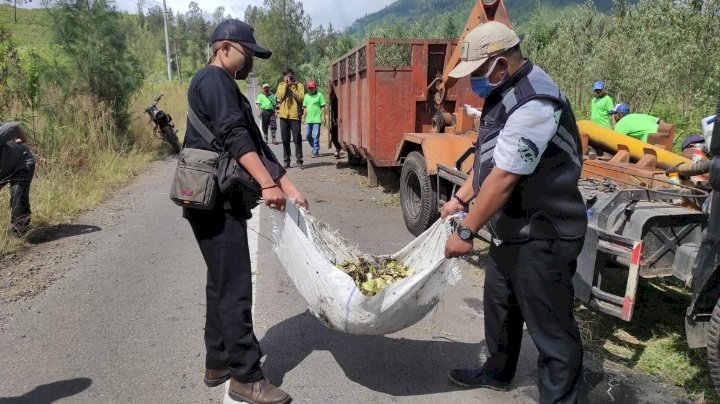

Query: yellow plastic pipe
577 120 690 169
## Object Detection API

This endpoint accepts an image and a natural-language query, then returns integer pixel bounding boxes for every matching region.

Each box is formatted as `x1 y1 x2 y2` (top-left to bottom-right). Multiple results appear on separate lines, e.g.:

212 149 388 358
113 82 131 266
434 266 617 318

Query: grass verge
0 81 188 256
0 150 154 255
576 278 715 402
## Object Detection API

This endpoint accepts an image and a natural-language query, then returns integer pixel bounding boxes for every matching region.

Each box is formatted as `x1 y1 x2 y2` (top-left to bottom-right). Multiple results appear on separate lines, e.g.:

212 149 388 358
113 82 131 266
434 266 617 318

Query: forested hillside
348 0 617 33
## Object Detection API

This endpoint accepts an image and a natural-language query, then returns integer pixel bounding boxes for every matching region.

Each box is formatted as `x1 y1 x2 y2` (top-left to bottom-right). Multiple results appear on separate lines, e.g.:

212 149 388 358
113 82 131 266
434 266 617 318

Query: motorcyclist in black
0 122 35 237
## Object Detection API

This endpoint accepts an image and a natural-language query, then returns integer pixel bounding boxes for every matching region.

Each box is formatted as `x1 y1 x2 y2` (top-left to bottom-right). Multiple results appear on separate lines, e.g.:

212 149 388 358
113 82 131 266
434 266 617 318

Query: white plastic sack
272 204 460 335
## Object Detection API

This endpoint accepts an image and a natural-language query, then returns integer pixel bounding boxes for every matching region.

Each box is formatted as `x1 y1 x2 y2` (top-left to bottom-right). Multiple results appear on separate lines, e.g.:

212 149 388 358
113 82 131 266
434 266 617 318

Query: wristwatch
457 224 475 241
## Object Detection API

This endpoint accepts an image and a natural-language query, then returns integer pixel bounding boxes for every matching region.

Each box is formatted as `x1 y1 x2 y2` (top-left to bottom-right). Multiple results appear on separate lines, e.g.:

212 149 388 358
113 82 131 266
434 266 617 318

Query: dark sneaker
284 162 291 169
448 367 511 391
228 378 292 404
334 151 340 159
204 367 231 387
296 161 303 169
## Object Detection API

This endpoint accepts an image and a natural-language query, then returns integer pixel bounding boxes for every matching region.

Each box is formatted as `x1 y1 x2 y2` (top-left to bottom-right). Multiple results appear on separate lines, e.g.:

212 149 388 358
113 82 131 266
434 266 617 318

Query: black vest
473 61 587 241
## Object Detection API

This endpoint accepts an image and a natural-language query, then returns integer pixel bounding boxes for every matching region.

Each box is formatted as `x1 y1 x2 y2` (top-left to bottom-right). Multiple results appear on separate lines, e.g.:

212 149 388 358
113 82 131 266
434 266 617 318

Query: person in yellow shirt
276 68 305 168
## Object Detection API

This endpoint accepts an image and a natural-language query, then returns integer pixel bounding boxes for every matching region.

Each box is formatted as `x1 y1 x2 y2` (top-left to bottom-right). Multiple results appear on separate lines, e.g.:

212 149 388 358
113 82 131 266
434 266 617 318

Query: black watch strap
457 224 475 241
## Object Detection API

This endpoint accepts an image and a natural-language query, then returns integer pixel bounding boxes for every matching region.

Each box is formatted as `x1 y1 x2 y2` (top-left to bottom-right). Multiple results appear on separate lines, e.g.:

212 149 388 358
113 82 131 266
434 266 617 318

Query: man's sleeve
0 122 21 143
302 96 308 108
320 93 327 107
197 73 257 159
492 99 561 175
276 83 286 100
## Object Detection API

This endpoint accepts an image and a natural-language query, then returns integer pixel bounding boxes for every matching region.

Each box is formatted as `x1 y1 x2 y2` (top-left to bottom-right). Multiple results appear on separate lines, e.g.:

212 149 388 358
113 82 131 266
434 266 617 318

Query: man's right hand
262 186 287 212
441 197 465 220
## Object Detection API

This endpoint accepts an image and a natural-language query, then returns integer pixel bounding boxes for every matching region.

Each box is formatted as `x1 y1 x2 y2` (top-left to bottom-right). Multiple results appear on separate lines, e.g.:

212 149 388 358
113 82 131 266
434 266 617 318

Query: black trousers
279 118 302 165
185 207 263 383
329 128 341 152
0 148 35 234
260 109 275 140
483 238 584 404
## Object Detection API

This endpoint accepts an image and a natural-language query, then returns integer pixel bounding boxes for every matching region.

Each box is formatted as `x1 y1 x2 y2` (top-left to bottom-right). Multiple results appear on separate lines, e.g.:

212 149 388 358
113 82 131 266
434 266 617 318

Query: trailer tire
400 151 438 236
708 298 720 396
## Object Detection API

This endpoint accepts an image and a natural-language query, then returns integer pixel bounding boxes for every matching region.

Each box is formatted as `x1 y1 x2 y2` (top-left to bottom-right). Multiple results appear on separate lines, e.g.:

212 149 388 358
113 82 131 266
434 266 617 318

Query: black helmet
210 19 271 59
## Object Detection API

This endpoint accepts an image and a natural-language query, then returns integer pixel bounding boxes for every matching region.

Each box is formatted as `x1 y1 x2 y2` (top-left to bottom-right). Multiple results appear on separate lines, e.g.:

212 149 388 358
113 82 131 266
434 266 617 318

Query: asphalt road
0 85 690 403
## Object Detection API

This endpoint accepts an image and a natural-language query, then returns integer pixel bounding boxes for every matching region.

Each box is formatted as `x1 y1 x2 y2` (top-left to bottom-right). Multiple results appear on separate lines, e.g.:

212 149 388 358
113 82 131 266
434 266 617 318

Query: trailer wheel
708 298 720 396
400 151 438 236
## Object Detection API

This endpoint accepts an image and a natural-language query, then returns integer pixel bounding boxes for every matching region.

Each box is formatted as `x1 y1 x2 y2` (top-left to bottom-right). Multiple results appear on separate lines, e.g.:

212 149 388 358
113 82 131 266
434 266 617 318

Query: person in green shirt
255 83 277 143
590 80 613 129
609 103 661 143
302 80 326 157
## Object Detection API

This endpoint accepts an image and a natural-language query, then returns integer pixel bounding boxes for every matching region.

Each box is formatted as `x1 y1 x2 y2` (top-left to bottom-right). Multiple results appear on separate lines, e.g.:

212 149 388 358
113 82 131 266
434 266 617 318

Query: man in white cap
442 21 586 403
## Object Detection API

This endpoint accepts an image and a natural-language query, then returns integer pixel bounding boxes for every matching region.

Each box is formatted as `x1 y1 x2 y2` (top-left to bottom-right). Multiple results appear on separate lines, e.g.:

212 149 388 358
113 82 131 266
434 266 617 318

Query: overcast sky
114 0 396 30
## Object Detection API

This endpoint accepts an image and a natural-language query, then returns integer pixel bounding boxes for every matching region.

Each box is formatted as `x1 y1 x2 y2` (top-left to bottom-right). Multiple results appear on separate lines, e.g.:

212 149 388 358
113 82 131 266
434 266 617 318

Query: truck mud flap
574 225 643 321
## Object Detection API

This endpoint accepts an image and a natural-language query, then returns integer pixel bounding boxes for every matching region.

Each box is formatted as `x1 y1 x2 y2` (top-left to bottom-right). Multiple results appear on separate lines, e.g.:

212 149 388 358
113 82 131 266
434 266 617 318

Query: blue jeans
305 123 321 156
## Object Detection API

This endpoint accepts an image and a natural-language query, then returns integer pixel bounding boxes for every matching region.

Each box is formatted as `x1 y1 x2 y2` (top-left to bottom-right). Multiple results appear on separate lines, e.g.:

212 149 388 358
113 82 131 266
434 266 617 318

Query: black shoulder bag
187 107 281 210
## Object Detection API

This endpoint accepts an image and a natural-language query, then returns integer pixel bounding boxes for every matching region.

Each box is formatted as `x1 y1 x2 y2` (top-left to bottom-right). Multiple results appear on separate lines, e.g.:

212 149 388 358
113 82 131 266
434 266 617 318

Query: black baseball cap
210 19 272 59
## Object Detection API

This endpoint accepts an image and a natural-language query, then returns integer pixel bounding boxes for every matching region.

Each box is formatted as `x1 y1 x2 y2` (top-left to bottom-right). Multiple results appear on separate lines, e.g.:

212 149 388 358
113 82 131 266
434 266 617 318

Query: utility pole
173 38 182 83
162 0 172 81
251 73 257 109
283 0 288 68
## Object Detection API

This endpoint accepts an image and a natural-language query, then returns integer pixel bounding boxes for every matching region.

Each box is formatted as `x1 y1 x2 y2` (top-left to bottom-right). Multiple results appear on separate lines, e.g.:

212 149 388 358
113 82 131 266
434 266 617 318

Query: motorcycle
144 94 181 154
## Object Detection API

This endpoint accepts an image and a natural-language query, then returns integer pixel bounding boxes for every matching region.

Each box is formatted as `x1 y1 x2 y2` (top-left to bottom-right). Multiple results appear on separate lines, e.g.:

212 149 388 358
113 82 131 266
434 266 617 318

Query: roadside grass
0 5 53 50
0 81 188 257
576 278 715 402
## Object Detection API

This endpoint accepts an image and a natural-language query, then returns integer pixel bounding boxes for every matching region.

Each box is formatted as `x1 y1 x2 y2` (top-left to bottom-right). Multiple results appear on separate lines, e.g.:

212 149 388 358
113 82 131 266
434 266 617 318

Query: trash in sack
340 258 414 297
272 203 461 335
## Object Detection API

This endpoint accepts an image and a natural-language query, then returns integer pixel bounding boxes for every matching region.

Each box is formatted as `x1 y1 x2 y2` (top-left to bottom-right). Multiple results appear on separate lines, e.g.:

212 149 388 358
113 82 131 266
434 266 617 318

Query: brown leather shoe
204 367 231 387
228 378 292 404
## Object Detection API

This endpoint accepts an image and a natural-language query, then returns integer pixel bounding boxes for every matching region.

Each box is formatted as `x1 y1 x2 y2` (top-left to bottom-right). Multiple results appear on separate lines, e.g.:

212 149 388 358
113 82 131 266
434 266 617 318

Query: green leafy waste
340 258 415 296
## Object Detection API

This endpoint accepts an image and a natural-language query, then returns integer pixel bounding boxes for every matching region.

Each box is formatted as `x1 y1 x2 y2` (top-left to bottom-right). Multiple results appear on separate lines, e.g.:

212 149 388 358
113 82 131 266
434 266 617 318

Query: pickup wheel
400 151 438 236
708 298 720 395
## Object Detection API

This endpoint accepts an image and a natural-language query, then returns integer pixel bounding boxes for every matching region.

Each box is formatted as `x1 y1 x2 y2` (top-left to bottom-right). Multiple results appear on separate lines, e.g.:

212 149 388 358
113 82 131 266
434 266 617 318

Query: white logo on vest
518 137 539 163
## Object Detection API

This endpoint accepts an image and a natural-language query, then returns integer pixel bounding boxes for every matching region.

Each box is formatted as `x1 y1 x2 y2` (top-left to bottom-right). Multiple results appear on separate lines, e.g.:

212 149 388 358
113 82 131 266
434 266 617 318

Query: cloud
114 0 395 30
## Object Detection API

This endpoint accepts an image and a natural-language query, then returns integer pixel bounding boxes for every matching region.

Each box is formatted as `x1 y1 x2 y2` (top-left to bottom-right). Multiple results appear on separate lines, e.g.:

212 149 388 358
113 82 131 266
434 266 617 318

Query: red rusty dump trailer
328 40 484 235
329 38 482 167
329 0 512 236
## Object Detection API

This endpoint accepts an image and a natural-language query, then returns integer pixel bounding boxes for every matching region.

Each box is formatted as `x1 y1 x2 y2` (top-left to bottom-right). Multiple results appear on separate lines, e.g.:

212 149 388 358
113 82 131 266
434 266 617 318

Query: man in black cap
183 18 307 404
0 121 35 237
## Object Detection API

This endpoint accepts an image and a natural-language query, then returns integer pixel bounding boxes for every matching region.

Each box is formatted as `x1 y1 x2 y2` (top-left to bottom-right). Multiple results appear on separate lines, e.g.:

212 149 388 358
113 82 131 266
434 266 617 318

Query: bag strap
187 106 222 152
187 102 266 157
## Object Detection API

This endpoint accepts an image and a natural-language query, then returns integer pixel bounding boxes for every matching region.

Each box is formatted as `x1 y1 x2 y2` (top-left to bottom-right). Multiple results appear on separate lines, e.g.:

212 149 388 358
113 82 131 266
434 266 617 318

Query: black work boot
228 378 291 404
449 367 511 391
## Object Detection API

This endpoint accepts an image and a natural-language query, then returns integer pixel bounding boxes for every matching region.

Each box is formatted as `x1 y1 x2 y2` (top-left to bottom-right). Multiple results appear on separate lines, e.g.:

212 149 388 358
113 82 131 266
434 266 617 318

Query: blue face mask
470 58 505 99
470 76 495 99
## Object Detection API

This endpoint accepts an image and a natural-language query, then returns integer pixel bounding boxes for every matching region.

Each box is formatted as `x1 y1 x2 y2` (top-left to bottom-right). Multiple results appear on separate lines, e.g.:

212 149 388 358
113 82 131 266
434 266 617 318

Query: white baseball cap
449 21 520 79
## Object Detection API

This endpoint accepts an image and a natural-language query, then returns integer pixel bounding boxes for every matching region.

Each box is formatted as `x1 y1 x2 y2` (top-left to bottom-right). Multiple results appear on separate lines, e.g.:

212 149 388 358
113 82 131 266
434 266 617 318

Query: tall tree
184 1 208 72
50 0 143 128
436 14 457 39
249 0 311 85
